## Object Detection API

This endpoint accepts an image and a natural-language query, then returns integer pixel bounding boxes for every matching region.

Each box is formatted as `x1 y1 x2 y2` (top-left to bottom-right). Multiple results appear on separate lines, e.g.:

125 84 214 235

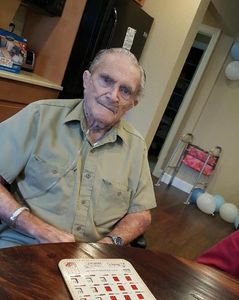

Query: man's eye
100 75 113 86
120 86 132 98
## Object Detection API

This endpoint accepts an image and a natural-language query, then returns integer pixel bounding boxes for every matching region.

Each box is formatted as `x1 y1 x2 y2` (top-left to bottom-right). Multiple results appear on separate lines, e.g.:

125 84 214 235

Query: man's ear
83 70 91 88
133 99 139 107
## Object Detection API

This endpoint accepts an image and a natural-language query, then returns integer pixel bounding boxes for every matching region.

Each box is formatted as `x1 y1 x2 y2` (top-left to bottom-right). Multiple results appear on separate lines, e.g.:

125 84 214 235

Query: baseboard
156 172 193 194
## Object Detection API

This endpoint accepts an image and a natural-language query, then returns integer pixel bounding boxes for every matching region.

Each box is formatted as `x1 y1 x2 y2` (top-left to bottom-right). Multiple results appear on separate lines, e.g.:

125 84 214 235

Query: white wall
0 0 21 30
176 48 239 205
126 0 210 146
149 0 239 205
211 0 239 36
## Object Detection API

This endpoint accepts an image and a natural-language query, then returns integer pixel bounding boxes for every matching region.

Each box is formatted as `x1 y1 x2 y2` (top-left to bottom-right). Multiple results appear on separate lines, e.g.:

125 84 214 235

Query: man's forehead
97 53 135 69
94 53 140 81
103 52 128 62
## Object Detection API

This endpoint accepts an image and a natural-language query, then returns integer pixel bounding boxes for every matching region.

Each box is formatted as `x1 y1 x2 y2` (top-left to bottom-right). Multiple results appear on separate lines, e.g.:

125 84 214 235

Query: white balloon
219 203 238 223
225 61 239 80
196 193 216 215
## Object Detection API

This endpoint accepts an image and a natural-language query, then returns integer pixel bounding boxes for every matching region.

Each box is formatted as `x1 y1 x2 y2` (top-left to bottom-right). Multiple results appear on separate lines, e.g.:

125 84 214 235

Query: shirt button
52 169 58 174
82 200 86 205
117 192 122 196
85 173 91 179
76 225 82 231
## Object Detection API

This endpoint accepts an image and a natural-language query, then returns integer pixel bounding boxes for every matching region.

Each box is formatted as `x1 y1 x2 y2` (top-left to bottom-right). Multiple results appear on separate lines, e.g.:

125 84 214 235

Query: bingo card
58 258 156 300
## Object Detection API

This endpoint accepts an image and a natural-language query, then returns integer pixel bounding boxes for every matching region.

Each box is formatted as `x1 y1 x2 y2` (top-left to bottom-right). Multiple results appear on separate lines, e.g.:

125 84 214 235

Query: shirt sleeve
0 102 39 183
128 145 157 213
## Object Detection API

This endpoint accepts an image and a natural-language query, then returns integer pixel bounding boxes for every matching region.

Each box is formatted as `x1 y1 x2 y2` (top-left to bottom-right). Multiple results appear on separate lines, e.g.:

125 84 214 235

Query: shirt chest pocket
22 155 73 199
94 178 132 227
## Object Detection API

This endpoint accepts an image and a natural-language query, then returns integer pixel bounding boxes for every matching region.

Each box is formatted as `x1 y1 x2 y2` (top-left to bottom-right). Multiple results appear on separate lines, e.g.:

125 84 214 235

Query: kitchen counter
0 69 63 91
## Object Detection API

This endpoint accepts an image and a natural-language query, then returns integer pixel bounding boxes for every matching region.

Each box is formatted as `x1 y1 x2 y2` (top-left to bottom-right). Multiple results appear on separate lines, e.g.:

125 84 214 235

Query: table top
0 242 238 300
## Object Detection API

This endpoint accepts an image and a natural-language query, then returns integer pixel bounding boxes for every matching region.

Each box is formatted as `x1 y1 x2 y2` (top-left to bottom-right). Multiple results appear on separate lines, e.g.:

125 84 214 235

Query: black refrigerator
59 0 153 99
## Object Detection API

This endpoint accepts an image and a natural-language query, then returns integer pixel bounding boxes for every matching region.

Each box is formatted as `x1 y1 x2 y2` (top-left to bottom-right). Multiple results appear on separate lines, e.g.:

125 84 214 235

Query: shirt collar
64 99 89 134
63 99 128 145
64 99 84 123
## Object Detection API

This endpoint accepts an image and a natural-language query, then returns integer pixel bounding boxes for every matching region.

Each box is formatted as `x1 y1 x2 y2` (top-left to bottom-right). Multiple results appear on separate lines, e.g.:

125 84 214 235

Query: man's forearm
99 210 151 245
0 179 75 243
0 180 25 226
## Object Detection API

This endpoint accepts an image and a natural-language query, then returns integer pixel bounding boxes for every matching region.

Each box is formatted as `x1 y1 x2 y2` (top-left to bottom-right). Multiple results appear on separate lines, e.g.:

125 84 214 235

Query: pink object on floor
182 145 217 176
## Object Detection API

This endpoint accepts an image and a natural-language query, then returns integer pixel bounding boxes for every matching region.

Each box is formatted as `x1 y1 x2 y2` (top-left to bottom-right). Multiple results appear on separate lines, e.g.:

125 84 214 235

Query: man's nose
109 85 120 102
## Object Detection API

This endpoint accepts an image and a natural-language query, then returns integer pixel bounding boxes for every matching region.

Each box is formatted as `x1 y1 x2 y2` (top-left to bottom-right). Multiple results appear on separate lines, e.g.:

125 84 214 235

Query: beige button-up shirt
0 99 156 244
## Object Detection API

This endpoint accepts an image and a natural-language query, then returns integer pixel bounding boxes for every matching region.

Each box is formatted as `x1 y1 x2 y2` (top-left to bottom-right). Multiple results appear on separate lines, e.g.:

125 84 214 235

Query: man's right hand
32 223 76 244
0 180 75 244
14 208 76 244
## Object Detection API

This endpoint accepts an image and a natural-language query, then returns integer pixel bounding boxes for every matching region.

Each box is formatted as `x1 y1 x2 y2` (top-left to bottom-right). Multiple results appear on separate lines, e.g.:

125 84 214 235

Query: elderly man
0 48 156 248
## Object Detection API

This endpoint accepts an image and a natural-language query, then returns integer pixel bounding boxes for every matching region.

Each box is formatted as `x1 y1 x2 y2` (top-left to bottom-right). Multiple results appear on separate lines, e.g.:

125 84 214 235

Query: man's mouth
98 100 118 115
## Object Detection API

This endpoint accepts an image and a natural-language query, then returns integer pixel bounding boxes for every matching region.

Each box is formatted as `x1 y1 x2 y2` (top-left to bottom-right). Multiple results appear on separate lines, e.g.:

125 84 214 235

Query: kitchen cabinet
0 71 61 122
0 0 86 122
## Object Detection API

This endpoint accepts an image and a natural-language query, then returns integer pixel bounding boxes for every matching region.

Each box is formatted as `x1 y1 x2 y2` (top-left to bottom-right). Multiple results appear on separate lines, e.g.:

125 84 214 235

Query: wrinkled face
83 53 140 129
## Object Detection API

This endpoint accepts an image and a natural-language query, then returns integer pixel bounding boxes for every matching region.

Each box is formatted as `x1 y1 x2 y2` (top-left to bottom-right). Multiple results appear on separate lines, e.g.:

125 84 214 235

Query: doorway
148 24 221 173
148 37 206 170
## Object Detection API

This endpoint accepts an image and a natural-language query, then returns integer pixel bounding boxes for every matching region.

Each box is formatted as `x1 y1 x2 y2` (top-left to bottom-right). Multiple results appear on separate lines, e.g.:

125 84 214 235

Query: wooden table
0 242 238 299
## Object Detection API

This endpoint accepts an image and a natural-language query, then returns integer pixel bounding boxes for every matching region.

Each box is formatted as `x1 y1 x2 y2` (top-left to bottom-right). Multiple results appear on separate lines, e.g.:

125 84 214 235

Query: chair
130 234 147 249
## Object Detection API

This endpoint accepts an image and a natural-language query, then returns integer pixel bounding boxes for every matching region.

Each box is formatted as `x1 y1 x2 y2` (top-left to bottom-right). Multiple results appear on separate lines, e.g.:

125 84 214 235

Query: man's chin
95 114 118 128
98 107 117 118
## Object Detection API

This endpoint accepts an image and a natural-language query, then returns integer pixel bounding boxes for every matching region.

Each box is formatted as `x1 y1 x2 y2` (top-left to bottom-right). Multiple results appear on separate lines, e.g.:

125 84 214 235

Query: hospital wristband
8 207 30 228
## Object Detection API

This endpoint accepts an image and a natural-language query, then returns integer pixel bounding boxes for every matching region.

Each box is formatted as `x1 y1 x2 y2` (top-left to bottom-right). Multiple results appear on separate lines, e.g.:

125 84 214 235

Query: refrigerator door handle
106 7 118 48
